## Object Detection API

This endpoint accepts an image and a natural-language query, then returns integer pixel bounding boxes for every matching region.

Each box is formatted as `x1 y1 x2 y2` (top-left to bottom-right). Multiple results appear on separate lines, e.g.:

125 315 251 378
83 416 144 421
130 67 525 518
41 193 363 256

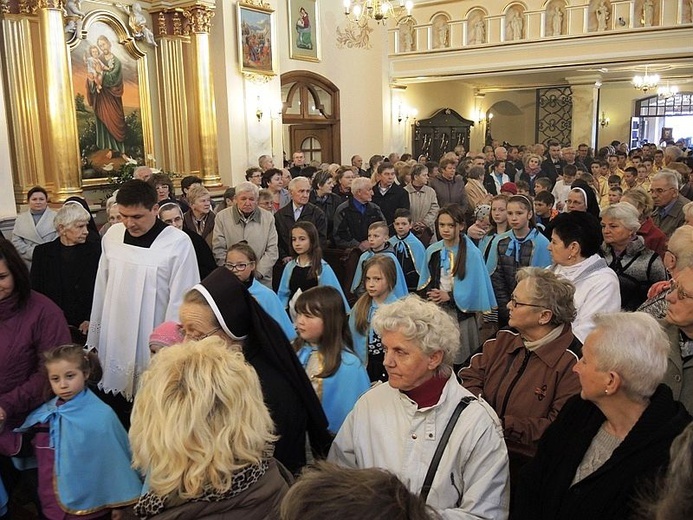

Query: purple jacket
0 291 70 424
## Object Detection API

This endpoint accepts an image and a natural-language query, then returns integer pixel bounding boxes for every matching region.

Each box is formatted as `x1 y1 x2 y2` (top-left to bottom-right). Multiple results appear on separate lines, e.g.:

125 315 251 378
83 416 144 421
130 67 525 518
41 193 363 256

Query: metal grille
535 87 572 146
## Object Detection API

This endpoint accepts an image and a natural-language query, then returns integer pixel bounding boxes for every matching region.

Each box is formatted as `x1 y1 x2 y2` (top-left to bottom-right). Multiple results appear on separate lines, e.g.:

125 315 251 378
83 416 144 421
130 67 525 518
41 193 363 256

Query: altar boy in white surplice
87 180 199 406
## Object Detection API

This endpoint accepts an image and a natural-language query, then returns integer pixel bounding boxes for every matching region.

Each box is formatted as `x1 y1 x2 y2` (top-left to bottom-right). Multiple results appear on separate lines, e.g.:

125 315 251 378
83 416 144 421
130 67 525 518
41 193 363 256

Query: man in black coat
275 176 327 263
540 140 566 187
371 162 409 229
333 177 385 251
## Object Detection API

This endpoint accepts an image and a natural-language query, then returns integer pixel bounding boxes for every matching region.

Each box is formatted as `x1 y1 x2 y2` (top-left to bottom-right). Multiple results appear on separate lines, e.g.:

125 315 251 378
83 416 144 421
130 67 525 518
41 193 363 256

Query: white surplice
87 223 200 399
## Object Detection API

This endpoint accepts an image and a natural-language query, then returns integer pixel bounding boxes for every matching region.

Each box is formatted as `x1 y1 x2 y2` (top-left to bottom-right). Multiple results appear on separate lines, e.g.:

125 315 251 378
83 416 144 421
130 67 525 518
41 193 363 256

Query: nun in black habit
184 267 332 473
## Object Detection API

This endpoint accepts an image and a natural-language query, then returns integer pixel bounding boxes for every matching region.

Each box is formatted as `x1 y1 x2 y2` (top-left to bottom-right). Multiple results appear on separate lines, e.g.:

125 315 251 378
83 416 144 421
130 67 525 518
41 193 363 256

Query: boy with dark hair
388 208 426 291
534 190 557 230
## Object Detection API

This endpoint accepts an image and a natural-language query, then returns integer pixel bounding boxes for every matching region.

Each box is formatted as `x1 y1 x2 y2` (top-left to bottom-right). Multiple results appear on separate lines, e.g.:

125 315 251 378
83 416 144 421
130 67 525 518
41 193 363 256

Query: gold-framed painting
238 2 277 76
288 0 320 62
69 11 154 187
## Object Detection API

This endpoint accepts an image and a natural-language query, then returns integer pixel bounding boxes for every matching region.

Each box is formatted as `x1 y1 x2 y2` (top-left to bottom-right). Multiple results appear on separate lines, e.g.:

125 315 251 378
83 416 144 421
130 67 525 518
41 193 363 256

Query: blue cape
388 232 427 278
248 278 297 341
350 250 409 299
349 291 400 364
296 346 370 433
485 228 552 274
278 259 350 312
418 236 497 313
16 389 142 513
0 474 7 517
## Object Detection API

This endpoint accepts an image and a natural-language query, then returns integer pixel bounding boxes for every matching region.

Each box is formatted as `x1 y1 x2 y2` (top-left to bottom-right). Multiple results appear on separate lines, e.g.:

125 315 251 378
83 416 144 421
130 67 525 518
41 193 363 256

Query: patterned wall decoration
535 86 572 146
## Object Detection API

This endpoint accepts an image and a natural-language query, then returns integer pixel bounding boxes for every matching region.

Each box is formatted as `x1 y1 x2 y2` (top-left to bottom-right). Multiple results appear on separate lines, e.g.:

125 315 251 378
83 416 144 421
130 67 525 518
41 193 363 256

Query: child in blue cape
278 221 349 318
351 221 408 299
293 286 369 434
418 204 497 367
389 208 426 292
14 345 142 519
486 194 552 327
225 242 297 342
349 255 400 383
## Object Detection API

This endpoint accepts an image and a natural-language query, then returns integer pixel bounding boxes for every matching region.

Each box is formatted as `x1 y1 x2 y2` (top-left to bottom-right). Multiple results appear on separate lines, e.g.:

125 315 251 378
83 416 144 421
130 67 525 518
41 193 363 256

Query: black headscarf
64 196 100 243
570 179 601 219
195 268 332 472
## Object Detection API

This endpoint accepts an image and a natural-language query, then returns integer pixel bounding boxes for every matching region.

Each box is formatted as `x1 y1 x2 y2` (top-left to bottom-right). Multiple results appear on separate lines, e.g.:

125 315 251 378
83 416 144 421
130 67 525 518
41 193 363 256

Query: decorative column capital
184 4 214 34
2 0 41 15
36 0 62 10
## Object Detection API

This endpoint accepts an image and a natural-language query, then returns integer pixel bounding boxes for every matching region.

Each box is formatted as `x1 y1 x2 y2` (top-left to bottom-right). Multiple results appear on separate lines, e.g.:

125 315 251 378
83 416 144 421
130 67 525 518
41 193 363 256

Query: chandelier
343 0 413 24
632 67 660 93
657 82 679 99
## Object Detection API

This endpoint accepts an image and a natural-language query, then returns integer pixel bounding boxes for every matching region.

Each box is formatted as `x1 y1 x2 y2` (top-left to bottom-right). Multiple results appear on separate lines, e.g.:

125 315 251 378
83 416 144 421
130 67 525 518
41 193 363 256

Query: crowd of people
1 137 693 519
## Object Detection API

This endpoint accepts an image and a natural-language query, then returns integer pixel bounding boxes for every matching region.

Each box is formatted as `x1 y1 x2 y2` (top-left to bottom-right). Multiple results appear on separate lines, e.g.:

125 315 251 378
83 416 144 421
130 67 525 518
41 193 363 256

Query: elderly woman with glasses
329 295 510 519
516 312 691 520
30 203 102 344
178 267 331 474
460 268 581 479
129 338 291 518
600 202 667 311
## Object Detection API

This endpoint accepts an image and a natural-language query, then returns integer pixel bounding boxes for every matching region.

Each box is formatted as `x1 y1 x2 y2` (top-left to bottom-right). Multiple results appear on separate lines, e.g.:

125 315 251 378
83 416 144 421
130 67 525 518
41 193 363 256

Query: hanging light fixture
343 0 413 25
657 82 679 99
632 66 660 93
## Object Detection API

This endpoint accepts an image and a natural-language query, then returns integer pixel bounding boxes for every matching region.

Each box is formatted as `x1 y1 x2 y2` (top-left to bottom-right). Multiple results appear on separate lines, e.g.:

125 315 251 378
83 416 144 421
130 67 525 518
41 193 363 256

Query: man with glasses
662 226 693 413
651 170 690 237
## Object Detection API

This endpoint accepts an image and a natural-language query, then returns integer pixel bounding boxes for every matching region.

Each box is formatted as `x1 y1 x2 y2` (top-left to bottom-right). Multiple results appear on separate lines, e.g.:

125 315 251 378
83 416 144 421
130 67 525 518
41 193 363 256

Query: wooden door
290 124 336 164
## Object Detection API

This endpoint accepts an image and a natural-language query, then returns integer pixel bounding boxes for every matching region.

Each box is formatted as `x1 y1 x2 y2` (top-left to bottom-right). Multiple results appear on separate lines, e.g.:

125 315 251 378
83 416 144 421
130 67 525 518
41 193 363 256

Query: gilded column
152 9 191 175
37 0 81 200
1 0 46 201
186 4 220 186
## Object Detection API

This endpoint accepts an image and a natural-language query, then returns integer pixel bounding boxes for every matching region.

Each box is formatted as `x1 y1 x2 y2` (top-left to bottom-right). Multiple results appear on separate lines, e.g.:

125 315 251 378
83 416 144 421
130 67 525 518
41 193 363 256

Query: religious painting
238 3 277 75
70 15 151 184
288 0 320 62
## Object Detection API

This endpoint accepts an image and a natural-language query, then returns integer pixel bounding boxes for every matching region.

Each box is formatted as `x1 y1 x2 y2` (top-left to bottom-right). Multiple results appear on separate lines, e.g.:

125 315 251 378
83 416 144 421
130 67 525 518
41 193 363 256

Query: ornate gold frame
68 10 154 188
237 2 277 76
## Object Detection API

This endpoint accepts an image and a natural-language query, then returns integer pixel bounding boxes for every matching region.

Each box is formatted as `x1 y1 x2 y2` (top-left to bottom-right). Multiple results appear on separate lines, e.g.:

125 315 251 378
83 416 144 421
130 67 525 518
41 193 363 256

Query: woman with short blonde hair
130 338 289 517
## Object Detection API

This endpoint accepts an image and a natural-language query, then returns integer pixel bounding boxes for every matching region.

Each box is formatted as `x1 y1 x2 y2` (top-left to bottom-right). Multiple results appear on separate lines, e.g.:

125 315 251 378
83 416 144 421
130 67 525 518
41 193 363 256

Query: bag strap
420 396 475 503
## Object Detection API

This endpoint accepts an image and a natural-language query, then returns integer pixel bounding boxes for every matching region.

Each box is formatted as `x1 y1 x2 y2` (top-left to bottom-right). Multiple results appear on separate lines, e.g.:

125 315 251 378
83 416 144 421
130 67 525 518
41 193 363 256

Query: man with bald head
351 155 367 177
494 146 517 181
274 176 327 264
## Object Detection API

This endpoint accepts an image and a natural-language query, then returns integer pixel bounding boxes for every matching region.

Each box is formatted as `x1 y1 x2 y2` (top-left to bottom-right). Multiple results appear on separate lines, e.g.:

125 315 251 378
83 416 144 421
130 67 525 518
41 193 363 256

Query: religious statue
472 18 485 44
642 0 654 27
399 18 415 52
64 0 83 34
432 16 449 49
595 0 610 31
551 6 564 36
508 11 523 40
117 2 158 47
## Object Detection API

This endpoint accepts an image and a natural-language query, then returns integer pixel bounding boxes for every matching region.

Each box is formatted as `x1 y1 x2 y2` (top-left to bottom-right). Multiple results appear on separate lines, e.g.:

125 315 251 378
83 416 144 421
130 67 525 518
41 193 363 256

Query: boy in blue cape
388 208 426 292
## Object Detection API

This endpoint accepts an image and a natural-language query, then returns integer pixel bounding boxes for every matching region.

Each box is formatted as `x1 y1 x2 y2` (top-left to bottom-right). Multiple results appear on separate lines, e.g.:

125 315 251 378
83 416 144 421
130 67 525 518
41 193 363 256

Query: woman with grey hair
30 202 101 343
329 294 510 519
516 312 692 520
460 267 581 475
600 202 666 310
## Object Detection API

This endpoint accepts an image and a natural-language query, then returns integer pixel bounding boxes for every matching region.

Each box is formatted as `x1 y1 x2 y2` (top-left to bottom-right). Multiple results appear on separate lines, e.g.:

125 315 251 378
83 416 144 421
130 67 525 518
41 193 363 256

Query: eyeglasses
509 295 545 309
224 262 253 271
178 324 222 342
649 187 674 195
670 279 693 301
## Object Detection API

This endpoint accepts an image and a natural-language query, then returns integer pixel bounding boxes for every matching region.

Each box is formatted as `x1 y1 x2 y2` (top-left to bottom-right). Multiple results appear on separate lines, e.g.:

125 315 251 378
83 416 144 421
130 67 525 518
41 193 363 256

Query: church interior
0 0 691 229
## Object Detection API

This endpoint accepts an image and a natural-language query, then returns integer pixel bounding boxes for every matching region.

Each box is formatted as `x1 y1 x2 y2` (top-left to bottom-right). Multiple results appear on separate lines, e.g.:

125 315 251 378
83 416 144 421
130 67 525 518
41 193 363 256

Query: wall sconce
599 111 610 128
397 104 417 123
255 96 263 122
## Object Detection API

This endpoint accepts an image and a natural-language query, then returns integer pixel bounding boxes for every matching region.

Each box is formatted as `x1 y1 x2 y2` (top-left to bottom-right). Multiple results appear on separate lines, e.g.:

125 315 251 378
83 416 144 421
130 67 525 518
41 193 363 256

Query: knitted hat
474 204 491 221
501 182 518 195
149 321 184 347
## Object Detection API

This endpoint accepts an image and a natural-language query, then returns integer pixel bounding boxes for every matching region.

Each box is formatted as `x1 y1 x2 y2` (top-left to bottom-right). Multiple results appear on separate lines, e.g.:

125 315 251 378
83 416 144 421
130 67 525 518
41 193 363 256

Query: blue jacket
296 346 370 433
418 236 497 313
277 259 350 312
248 278 297 341
388 232 426 290
349 291 400 364
16 389 142 513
